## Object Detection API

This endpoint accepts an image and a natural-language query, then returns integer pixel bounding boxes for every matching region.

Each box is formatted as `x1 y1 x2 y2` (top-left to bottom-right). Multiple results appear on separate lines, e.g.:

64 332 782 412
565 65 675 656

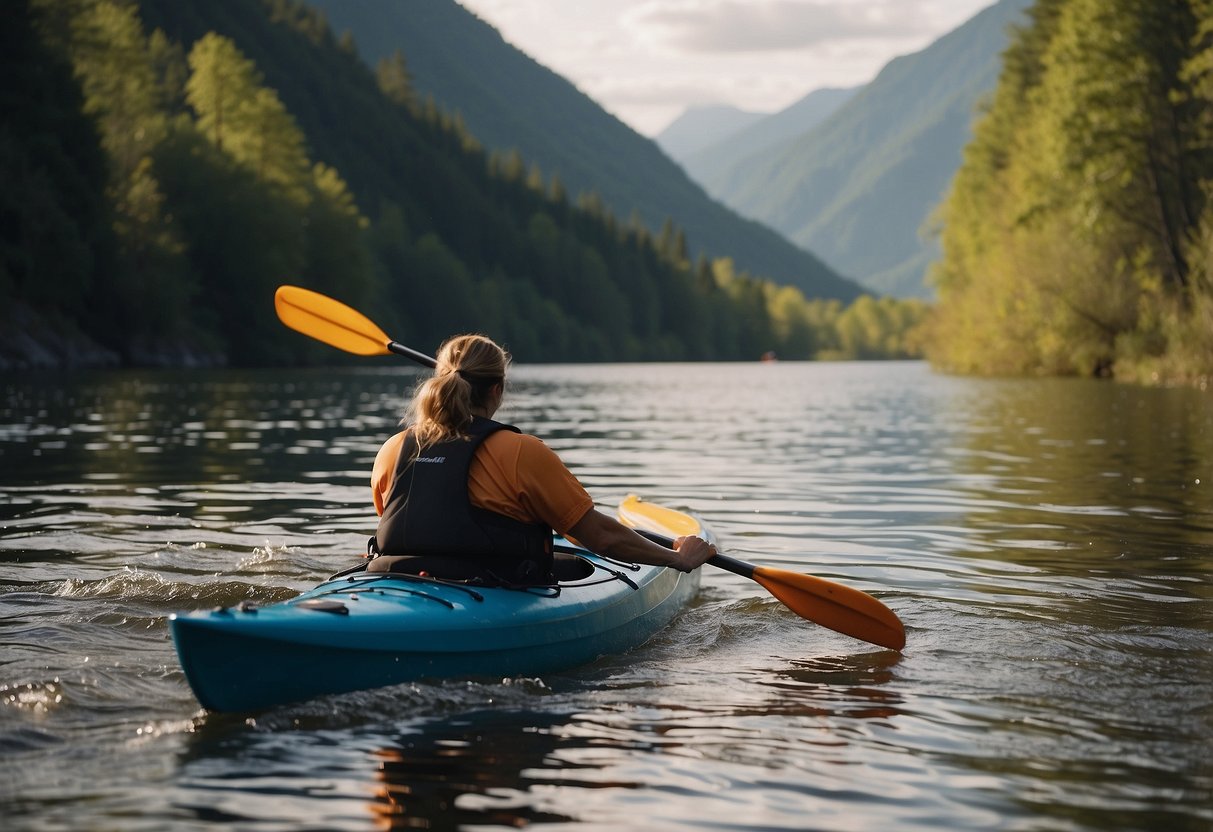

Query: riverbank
0 303 226 371
0 302 119 371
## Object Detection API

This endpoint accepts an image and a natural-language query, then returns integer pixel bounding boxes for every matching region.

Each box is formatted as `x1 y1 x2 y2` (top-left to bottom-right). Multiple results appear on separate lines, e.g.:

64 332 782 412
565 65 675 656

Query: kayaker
371 334 716 583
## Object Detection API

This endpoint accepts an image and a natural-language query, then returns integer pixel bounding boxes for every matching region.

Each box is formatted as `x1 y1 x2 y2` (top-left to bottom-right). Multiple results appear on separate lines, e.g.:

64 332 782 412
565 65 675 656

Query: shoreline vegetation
0 294 927 372
924 0 1213 389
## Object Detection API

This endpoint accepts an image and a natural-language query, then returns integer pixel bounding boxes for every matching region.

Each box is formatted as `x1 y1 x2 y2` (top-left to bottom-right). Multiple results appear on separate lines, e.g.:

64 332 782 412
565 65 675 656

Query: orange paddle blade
752 565 906 651
274 285 392 356
620 495 906 651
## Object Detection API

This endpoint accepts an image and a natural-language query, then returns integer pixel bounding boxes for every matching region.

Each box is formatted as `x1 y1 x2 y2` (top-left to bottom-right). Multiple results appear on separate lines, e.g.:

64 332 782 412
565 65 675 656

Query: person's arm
567 508 716 572
370 433 405 516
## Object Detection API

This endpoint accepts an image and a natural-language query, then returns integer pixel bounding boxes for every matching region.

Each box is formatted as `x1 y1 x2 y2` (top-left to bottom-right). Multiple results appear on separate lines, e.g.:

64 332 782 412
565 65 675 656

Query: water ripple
2 363 1211 830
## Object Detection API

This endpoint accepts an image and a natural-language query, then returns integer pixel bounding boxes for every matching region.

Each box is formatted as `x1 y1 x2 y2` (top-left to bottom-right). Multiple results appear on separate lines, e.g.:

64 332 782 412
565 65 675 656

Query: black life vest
373 417 553 582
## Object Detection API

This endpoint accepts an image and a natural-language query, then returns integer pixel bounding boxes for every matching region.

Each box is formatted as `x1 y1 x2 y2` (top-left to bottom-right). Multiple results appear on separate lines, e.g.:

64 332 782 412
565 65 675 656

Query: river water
1 361 1210 831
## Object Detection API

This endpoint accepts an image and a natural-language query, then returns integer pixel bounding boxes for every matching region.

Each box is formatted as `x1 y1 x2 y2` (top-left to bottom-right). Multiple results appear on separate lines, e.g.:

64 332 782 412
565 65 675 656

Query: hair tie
461 371 503 386
438 366 493 383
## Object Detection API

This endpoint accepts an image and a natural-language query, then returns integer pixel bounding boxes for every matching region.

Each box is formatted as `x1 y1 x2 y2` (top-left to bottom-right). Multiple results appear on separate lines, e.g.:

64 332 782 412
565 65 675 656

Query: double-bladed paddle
274 284 436 367
274 284 907 651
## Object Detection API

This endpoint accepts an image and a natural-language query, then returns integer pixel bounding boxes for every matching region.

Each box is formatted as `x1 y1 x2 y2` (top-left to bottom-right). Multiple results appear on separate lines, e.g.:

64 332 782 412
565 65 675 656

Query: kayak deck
170 496 709 712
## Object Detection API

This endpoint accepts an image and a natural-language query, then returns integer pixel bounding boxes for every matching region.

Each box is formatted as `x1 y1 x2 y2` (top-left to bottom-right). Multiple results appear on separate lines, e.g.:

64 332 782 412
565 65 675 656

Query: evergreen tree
376 50 416 111
2 0 113 315
186 32 311 205
301 161 372 309
31 0 195 355
548 173 567 206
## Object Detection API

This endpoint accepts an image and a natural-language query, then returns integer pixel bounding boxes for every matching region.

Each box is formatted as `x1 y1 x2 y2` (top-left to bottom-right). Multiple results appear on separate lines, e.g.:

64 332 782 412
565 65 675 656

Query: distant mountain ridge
678 0 1031 298
304 0 863 301
654 104 767 161
671 87 858 185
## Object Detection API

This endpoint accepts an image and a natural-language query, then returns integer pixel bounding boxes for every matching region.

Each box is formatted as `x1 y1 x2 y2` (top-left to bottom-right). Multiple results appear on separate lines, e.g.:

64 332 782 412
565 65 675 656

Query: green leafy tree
768 285 816 359
928 0 1213 383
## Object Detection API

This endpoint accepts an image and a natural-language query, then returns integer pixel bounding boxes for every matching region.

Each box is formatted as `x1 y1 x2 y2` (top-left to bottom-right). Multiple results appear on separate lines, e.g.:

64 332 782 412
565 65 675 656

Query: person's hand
672 535 717 572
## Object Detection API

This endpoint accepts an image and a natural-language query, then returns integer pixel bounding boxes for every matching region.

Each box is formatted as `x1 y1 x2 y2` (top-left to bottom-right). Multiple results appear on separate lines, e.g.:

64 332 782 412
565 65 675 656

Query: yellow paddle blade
752 566 906 651
274 285 392 356
618 494 704 538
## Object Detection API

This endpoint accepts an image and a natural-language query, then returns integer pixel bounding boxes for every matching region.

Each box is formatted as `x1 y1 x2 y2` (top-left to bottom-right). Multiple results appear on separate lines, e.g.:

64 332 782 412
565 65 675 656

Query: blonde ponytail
408 334 508 448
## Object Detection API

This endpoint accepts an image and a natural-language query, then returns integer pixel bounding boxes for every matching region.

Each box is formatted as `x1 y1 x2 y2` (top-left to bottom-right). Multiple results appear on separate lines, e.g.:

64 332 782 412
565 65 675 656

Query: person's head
409 334 509 447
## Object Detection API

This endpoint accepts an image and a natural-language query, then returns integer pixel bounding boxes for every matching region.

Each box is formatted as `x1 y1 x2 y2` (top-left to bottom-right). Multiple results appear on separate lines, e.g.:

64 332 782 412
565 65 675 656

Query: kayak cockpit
358 549 598 584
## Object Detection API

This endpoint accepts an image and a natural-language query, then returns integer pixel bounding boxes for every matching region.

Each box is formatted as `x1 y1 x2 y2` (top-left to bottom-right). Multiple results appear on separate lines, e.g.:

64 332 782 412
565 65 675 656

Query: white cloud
625 0 935 54
457 0 996 135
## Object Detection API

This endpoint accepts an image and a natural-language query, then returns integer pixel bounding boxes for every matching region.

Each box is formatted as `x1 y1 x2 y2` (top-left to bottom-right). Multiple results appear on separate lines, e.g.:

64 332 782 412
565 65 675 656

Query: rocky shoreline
0 303 226 371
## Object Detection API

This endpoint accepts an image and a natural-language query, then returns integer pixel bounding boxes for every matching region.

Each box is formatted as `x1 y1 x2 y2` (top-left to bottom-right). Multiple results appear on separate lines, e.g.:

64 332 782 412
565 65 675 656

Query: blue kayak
170 496 707 712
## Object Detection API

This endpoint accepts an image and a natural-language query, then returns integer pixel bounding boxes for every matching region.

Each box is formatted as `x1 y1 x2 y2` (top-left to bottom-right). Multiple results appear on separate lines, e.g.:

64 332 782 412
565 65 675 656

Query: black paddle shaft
633 529 755 578
388 341 438 368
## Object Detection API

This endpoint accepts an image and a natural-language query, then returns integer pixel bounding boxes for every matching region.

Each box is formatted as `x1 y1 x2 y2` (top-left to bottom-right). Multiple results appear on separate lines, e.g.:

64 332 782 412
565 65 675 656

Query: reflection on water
361 656 910 830
764 652 905 720
1 362 1211 831
952 376 1213 560
370 710 578 829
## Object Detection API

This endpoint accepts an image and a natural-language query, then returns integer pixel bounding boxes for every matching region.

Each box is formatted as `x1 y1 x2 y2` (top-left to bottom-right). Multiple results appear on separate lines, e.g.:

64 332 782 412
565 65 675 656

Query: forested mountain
302 0 861 301
1 0 115 363
926 0 1213 384
667 87 858 189
2 0 924 370
684 0 1031 299
655 105 767 161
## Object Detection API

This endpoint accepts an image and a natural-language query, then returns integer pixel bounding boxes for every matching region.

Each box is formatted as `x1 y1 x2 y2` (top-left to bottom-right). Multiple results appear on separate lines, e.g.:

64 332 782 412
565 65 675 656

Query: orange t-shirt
371 429 595 535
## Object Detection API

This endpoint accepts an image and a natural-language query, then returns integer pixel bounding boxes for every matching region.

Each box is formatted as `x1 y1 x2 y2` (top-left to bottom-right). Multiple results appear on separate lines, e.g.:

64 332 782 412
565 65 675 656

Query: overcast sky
457 0 998 136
